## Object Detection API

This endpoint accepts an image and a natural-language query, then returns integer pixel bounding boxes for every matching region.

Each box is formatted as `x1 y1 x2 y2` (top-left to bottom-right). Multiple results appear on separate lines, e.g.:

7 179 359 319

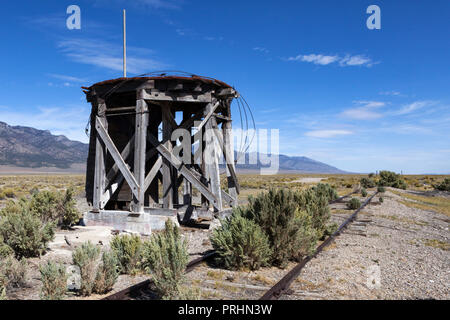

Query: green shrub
142 220 189 299
210 209 272 271
0 203 55 258
378 171 407 189
324 222 338 237
295 188 330 240
3 188 15 199
72 241 100 296
94 250 119 294
360 177 376 188
377 186 386 193
29 188 80 227
368 173 375 178
39 261 67 300
361 188 368 197
242 188 318 267
110 234 143 275
0 238 14 259
347 198 361 210
434 178 450 192
0 255 27 289
379 197 384 203
311 183 338 202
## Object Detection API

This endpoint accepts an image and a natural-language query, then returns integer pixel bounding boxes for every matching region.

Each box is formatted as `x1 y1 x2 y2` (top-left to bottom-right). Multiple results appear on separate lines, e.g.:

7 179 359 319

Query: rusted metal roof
85 75 232 90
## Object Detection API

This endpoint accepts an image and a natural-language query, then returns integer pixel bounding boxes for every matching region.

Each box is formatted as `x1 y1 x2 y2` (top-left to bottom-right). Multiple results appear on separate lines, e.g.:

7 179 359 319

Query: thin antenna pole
123 9 127 78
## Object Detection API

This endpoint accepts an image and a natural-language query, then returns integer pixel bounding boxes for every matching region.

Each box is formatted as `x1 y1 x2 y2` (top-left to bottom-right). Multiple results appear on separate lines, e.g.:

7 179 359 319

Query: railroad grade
102 189 373 300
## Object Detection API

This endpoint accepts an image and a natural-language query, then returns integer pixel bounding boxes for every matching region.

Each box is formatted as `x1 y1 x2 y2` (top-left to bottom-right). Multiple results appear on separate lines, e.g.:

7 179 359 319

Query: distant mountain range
0 121 347 174
0 121 88 169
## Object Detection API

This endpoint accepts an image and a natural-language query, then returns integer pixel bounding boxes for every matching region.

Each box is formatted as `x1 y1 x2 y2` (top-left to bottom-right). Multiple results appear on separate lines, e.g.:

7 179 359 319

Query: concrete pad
83 210 179 235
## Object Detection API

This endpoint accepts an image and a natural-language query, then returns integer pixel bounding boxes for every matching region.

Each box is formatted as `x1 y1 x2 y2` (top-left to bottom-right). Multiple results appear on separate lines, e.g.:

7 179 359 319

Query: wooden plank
221 189 234 206
132 98 148 213
195 101 220 133
105 135 134 187
143 156 162 192
95 117 139 198
93 102 107 211
146 133 219 208
205 116 223 211
222 101 239 202
182 110 192 206
147 110 161 207
141 89 212 103
161 104 173 209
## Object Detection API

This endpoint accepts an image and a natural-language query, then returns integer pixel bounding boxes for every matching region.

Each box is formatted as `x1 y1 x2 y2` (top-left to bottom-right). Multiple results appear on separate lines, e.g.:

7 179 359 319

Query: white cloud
379 90 402 96
288 54 339 65
47 73 87 83
394 101 436 115
0 106 90 143
340 100 386 120
57 38 167 74
339 55 374 67
253 47 269 54
286 53 375 67
305 129 353 138
340 108 383 120
353 100 386 108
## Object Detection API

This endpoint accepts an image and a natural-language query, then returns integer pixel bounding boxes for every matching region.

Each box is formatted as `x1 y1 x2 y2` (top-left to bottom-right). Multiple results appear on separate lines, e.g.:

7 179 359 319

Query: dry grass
422 239 449 251
0 175 85 207
379 214 428 226
252 274 275 286
391 190 450 217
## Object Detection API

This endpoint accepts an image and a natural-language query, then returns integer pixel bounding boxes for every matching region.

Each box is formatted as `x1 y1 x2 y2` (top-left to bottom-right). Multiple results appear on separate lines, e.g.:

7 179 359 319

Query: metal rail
102 250 217 300
260 191 378 300
102 189 365 300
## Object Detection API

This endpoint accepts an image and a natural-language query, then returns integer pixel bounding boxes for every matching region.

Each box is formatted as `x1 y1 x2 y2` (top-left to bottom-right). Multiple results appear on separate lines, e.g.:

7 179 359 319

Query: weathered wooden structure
82 75 240 232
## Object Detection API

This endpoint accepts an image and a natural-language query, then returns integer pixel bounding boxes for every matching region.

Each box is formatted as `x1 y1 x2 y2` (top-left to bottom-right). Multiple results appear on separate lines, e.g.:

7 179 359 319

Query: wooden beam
195 101 220 133
161 104 173 209
132 98 149 213
143 156 162 192
146 132 219 208
204 111 223 211
141 89 212 103
222 101 239 203
93 101 107 211
105 135 134 187
95 117 139 198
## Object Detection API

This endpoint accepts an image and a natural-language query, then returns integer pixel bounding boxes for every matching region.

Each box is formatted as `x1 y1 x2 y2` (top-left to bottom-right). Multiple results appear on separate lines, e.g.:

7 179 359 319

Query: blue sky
0 0 449 173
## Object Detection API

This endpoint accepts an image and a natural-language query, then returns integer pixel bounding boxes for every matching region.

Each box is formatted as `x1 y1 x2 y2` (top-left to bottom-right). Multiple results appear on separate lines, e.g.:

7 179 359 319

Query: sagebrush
94 250 119 294
39 261 68 300
72 241 100 296
110 234 143 275
142 220 189 299
0 202 55 258
211 209 272 270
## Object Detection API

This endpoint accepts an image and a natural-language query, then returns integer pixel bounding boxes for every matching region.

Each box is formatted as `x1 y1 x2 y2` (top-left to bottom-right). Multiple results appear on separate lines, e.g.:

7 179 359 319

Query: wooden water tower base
82 75 240 233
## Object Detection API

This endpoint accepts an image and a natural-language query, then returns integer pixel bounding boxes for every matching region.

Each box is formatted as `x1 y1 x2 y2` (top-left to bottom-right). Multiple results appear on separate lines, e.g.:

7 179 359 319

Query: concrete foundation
84 208 180 235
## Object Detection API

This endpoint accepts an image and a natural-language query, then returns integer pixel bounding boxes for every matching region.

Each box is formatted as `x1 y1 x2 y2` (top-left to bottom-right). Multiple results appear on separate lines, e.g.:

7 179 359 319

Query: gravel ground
5 189 449 300
184 189 449 300
281 189 449 300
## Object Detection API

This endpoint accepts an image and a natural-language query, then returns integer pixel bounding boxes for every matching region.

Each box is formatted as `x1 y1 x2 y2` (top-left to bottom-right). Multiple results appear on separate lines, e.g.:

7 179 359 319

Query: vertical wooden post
147 106 161 207
132 96 148 213
93 99 107 212
182 110 192 206
204 102 223 211
222 100 238 205
162 104 173 209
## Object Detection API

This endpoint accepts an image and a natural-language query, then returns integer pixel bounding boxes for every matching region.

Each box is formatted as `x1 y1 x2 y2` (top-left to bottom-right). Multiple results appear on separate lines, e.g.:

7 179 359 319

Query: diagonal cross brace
95 116 140 198
146 133 219 208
